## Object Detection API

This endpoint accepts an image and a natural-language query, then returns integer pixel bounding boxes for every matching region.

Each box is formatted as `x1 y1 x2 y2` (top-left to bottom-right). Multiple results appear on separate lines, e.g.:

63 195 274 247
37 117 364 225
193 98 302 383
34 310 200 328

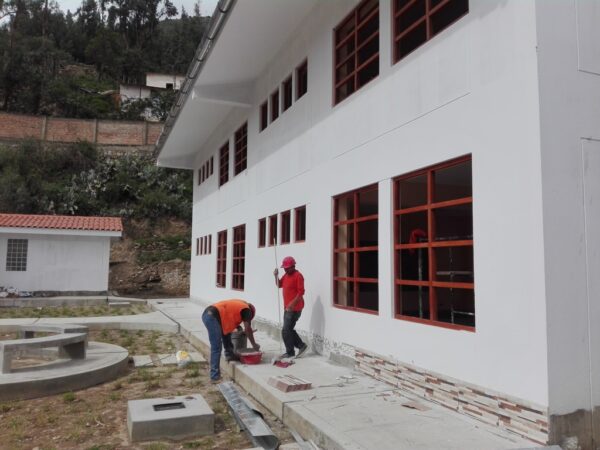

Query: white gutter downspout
154 0 236 162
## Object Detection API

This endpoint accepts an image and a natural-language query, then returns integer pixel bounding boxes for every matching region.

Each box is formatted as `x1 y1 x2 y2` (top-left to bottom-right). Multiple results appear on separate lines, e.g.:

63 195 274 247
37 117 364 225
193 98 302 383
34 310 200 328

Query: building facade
0 214 122 294
156 1 600 447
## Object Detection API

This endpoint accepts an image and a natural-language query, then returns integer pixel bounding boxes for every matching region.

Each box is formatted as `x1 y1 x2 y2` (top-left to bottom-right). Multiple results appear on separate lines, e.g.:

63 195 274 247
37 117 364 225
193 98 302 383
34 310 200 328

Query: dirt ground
0 309 294 450
109 219 191 298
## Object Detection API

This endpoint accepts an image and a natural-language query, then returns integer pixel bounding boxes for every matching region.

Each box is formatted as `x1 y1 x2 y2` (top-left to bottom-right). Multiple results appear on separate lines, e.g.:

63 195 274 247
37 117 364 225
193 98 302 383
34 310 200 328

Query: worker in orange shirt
273 256 308 359
202 299 260 383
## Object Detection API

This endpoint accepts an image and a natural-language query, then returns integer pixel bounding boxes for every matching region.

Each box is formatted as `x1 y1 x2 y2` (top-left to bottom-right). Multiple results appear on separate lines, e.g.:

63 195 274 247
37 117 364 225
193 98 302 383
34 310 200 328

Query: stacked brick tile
268 375 312 393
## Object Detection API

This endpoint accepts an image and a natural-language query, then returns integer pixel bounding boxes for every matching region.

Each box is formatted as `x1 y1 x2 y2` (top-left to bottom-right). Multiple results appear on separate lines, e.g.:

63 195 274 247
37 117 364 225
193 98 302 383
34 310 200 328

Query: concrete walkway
148 299 538 450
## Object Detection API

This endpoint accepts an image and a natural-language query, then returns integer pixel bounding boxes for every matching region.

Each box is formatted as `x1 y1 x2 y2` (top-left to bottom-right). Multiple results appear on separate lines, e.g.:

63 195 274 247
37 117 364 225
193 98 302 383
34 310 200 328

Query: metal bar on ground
218 381 279 450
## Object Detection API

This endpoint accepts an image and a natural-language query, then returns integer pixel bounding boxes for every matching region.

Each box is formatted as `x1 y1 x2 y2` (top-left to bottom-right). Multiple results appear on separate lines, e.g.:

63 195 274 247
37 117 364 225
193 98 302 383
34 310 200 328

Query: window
258 218 266 247
234 123 247 175
219 141 229 186
208 234 212 254
295 206 306 242
260 101 268 131
6 239 28 271
270 89 279 122
394 156 474 330
282 76 293 112
216 230 227 287
281 210 291 244
333 185 378 313
232 225 246 290
296 60 308 100
334 0 379 104
268 214 278 246
210 156 214 175
196 238 200 256
393 0 468 63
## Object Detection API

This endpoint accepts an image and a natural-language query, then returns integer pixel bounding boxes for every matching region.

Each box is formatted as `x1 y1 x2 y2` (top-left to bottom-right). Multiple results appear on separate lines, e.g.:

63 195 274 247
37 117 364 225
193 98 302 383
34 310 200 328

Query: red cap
281 256 296 269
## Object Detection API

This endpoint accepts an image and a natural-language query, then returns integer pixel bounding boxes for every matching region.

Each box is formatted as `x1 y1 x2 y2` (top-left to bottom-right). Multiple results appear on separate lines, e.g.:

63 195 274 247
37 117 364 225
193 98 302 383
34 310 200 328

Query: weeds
63 392 76 403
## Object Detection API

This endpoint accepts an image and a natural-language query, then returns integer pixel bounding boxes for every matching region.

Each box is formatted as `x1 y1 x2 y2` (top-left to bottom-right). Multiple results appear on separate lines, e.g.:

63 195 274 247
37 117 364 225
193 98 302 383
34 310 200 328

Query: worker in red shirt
273 256 308 359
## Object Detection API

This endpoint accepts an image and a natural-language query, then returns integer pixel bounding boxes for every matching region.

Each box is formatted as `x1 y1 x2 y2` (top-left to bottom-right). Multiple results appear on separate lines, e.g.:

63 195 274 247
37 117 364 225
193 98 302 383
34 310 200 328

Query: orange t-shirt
281 270 305 312
213 299 252 334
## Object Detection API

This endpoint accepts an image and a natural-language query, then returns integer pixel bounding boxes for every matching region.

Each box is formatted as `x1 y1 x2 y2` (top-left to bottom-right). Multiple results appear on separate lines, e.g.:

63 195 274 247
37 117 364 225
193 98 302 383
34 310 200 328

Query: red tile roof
0 214 123 232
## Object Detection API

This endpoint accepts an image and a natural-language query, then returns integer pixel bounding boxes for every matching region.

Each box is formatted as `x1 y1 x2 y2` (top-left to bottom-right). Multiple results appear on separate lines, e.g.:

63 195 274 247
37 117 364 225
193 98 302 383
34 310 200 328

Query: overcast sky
55 0 219 17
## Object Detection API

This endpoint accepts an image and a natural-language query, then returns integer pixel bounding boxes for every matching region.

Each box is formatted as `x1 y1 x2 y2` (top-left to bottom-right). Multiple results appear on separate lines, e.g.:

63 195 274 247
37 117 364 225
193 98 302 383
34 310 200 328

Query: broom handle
273 236 283 352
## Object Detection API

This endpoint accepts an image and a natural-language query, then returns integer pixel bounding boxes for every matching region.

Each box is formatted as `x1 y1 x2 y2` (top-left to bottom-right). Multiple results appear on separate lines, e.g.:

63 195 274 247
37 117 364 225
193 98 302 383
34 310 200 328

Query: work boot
296 343 308 358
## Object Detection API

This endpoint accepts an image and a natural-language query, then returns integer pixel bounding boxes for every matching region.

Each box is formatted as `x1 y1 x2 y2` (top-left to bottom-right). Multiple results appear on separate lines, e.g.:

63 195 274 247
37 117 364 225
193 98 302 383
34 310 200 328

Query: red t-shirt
280 270 305 312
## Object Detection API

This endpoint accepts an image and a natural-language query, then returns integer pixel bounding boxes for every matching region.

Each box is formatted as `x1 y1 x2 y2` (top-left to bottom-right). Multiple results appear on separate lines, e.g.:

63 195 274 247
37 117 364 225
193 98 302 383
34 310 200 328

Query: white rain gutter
154 0 236 161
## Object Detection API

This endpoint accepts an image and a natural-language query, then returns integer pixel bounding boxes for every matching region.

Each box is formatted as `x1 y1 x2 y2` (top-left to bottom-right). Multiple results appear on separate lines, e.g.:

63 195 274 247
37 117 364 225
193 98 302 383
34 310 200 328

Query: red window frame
294 206 306 242
232 224 246 291
260 101 268 132
280 210 291 245
333 184 379 314
219 141 229 186
234 122 247 176
268 214 277 246
296 60 308 100
270 89 279 122
216 230 227 287
282 75 293 112
393 0 468 63
334 0 379 105
258 218 266 247
393 155 474 331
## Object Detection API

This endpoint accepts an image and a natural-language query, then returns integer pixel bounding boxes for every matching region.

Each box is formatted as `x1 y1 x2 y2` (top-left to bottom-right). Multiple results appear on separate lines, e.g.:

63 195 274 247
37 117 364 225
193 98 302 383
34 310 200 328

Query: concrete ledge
0 342 128 401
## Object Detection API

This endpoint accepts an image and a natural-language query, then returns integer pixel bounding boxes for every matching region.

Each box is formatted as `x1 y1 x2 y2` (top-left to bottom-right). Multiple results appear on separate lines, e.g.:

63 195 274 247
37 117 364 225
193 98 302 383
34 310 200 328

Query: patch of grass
109 392 121 401
63 391 76 403
185 367 200 378
112 381 123 390
87 445 116 450
142 443 169 450
144 379 161 390
183 437 215 448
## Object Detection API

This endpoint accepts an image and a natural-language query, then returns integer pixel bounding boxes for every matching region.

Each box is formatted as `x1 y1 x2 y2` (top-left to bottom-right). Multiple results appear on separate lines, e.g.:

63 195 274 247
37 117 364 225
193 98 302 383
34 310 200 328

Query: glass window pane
398 174 427 209
336 224 354 249
358 251 378 278
398 285 430 319
336 195 355 221
358 220 378 247
433 203 472 241
357 282 378 311
433 160 472 203
435 288 475 327
434 246 473 283
399 211 428 244
335 280 354 307
335 252 354 278
358 187 378 217
398 249 429 281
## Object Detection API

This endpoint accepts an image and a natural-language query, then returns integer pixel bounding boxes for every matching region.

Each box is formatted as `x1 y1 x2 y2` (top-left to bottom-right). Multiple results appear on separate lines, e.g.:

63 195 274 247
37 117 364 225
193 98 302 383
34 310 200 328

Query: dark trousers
282 310 304 355
202 309 235 380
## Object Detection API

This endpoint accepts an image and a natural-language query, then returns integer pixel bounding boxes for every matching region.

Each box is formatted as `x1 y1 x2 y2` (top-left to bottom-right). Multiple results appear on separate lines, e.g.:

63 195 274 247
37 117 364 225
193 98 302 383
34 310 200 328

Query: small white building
0 214 122 295
146 73 185 91
156 1 600 447
118 84 153 102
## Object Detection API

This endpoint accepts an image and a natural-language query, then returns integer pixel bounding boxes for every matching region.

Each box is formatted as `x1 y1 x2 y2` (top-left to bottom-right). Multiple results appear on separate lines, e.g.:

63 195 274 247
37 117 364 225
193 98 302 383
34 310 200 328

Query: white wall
536 0 600 419
0 233 111 292
120 84 152 101
189 0 548 406
146 74 185 90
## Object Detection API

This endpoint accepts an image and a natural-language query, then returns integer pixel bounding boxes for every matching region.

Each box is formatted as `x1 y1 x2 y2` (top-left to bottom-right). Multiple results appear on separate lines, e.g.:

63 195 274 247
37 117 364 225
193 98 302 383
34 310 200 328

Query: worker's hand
252 343 261 351
273 268 278 276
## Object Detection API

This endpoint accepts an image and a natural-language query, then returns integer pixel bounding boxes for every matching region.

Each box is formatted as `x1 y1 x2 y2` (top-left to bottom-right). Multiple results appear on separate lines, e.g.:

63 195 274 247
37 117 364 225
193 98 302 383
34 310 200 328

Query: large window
295 206 306 242
219 141 229 186
394 156 474 330
334 0 379 105
234 123 247 175
6 238 28 271
393 0 468 63
216 230 227 287
232 225 246 290
333 184 379 313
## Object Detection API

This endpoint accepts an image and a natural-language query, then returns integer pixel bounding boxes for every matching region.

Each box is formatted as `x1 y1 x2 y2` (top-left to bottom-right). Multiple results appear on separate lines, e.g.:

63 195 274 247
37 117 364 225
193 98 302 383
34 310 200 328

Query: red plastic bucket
238 350 262 364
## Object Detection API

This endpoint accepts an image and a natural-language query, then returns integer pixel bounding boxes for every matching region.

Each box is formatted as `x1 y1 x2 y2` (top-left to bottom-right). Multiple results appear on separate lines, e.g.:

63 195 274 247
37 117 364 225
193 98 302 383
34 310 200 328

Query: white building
146 73 186 91
0 214 122 294
156 1 600 447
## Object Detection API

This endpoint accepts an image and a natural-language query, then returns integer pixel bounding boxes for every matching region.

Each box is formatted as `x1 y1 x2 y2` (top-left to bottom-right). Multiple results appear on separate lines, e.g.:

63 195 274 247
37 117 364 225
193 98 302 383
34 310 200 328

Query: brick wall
355 348 549 444
0 112 163 147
